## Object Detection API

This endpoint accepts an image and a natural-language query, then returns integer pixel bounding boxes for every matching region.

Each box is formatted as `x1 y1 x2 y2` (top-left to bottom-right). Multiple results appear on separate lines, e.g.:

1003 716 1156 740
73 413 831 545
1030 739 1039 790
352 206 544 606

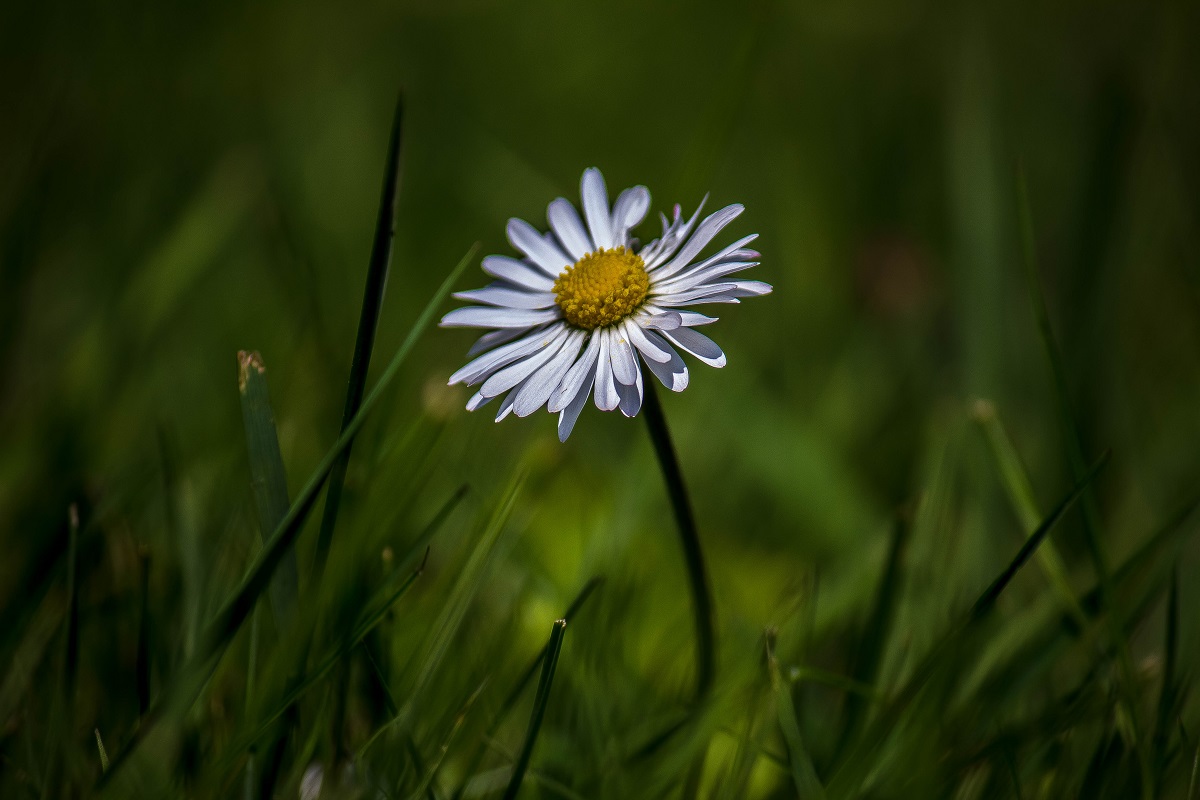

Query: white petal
480 329 572 397
580 168 614 250
611 186 650 245
593 330 620 411
727 280 773 297
495 391 518 422
652 204 744 281
677 311 719 327
481 255 556 291
623 319 672 363
548 332 602 413
557 372 594 442
547 198 592 260
507 218 572 275
641 330 689 392
616 359 643 418
665 294 742 306
634 310 683 331
450 323 566 386
466 390 493 411
512 331 584 417
663 327 726 368
608 327 638 386
467 327 525 358
642 199 707 269
650 283 738 305
440 306 561 329
452 286 557 309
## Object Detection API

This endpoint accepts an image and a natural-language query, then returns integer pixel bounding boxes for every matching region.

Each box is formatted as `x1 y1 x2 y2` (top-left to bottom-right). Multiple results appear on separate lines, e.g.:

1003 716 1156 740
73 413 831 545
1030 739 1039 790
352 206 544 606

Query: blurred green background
3 0 1200 797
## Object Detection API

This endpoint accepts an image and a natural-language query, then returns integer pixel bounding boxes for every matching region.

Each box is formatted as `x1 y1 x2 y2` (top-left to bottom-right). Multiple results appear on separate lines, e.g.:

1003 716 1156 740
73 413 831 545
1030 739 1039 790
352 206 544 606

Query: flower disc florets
553 246 649 330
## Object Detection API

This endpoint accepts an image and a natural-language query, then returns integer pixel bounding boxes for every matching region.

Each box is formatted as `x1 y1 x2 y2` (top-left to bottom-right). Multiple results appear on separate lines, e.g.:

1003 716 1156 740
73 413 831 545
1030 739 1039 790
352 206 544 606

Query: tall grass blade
95 246 475 791
766 630 827 800
450 577 603 800
42 504 80 799
1151 568 1179 791
501 618 568 800
135 548 151 718
95 728 110 772
1017 167 1150 797
310 93 406 585
972 399 1087 628
238 350 299 626
406 678 489 800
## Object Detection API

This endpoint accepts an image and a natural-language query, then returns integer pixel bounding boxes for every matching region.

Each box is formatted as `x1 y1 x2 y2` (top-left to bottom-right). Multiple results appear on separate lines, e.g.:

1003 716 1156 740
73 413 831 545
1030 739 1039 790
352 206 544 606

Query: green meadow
2 0 1199 797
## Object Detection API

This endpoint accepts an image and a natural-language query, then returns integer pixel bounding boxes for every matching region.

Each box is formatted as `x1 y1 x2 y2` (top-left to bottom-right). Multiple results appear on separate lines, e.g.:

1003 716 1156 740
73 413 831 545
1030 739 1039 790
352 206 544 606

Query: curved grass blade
766 630 827 800
827 451 1107 796
1017 167 1151 797
501 618 568 800
95 246 475 793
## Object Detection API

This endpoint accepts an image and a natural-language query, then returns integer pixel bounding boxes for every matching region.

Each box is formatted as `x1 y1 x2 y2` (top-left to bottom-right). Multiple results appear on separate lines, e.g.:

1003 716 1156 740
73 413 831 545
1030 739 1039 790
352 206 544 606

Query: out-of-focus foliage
2 0 1199 797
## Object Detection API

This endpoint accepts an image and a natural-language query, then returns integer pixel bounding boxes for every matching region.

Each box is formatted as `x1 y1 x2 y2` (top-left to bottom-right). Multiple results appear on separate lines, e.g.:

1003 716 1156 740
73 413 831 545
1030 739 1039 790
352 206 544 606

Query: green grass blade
238 349 299 627
406 678 489 800
450 576 603 800
501 618 567 800
310 93 406 586
95 246 475 792
766 631 827 800
1017 167 1151 798
94 728 110 773
972 399 1087 628
837 514 907 757
1151 568 1179 790
42 504 80 799
135 549 151 718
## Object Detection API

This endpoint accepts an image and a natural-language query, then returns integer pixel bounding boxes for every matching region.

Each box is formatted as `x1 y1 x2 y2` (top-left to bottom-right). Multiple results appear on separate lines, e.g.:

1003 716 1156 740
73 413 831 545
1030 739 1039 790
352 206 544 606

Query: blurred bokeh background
3 0 1200 796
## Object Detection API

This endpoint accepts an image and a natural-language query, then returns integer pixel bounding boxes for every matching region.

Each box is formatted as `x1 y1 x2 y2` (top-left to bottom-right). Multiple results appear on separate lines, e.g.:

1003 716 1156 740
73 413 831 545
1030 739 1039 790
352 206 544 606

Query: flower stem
642 380 716 699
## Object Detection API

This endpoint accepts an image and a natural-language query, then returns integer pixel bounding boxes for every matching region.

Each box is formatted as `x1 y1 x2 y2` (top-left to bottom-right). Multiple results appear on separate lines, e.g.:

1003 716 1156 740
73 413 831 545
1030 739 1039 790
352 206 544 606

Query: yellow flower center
553 247 650 330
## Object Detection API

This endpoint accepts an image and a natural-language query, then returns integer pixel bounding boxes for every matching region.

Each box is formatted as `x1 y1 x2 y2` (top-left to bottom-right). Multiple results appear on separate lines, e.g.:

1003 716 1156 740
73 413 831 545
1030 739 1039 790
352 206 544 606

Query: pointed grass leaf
95 246 475 793
501 619 568 800
766 631 827 800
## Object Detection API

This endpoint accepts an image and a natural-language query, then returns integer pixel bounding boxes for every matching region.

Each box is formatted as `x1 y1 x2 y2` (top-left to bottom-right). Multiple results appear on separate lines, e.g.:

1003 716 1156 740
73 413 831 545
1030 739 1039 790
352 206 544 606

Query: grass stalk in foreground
501 618 568 800
642 380 716 700
95 245 475 793
766 629 827 800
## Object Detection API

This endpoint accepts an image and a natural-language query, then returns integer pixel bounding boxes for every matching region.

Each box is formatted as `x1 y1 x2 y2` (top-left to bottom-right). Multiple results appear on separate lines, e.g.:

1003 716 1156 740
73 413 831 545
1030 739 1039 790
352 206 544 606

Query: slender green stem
642 380 716 700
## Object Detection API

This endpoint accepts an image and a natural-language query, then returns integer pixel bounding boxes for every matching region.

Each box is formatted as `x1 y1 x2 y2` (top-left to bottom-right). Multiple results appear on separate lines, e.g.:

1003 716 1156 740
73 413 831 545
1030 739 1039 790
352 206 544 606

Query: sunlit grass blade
642 380 715 700
1017 166 1151 797
95 246 475 792
501 618 567 800
310 92 406 586
238 349 299 626
972 399 1087 628
95 728 109 773
766 630 826 800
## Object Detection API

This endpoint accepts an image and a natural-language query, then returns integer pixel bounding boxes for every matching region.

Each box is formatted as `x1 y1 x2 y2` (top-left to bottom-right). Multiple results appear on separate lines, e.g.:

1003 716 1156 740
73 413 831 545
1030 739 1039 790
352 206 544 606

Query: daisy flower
440 167 770 441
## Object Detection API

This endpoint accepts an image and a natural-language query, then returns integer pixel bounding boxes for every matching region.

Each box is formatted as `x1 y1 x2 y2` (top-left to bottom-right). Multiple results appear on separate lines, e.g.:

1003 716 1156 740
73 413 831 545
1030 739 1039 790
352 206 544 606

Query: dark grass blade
1152 568 1180 788
642 380 715 700
827 451 1106 795
135 548 151 718
95 247 475 793
1017 167 1151 796
238 350 299 626
406 678 489 800
310 92 406 586
41 505 80 799
836 513 907 758
210 485 466 776
450 577 603 800
501 619 568 800
766 630 827 800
